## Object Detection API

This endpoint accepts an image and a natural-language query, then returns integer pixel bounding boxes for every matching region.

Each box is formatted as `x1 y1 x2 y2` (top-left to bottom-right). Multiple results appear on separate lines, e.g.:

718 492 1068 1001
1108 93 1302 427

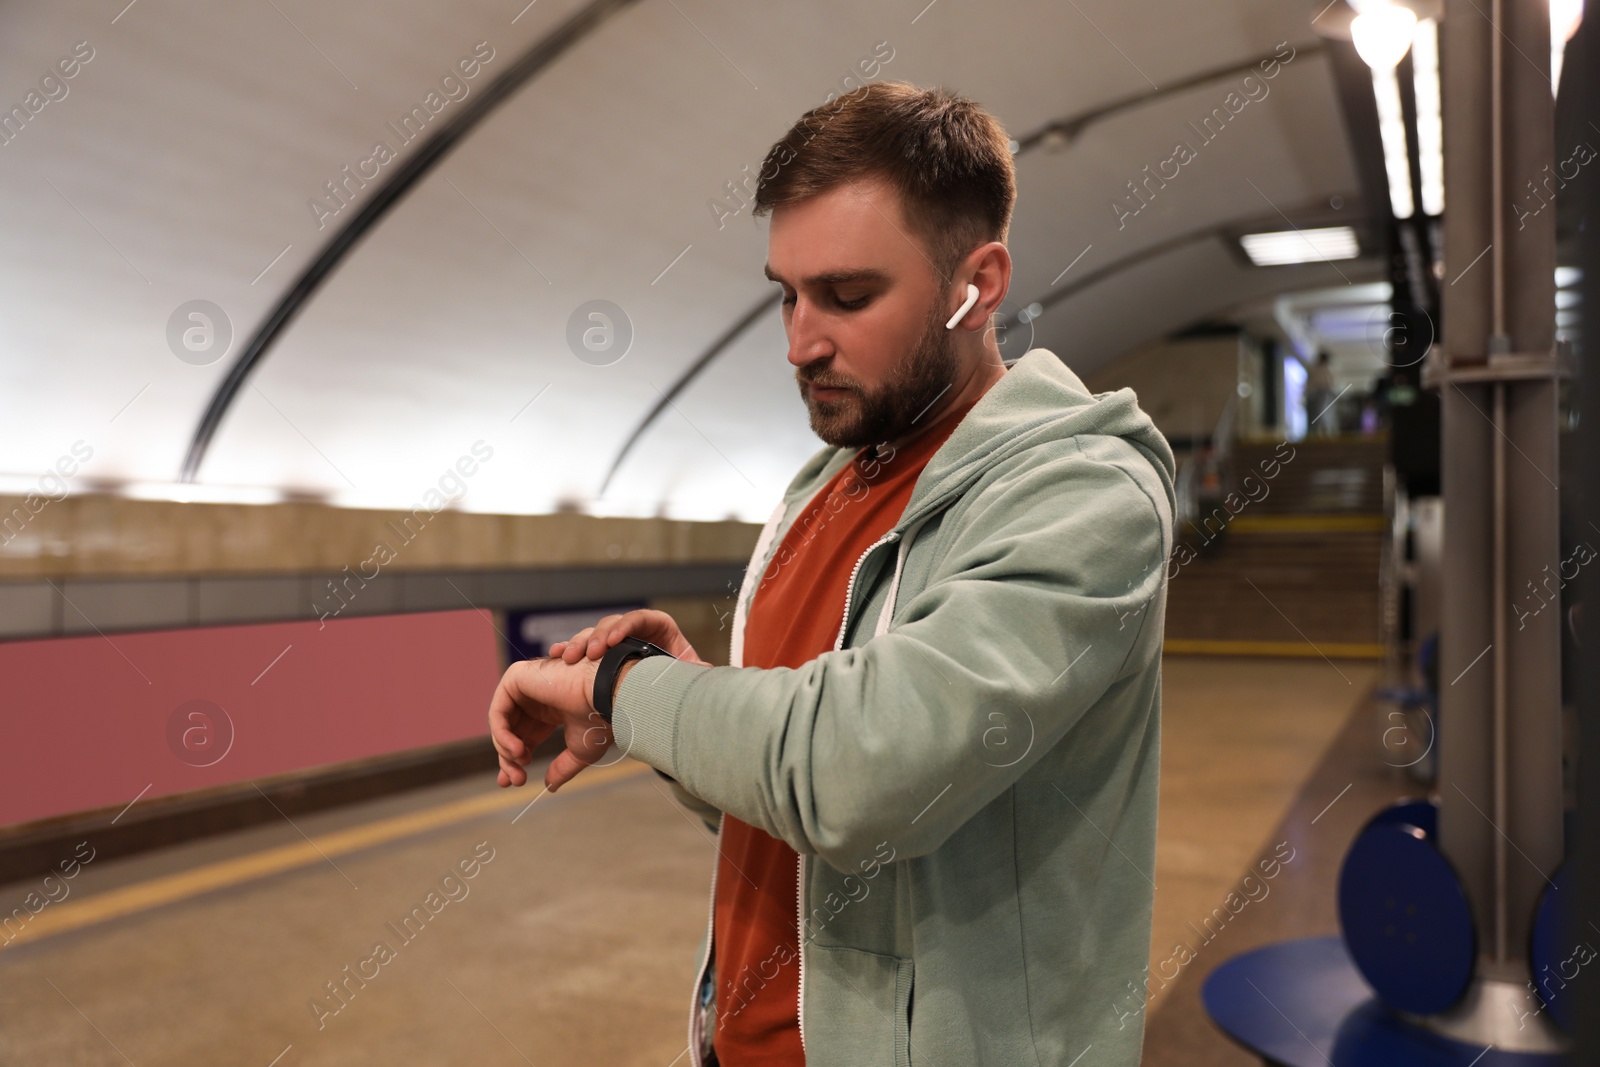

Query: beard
796 297 960 450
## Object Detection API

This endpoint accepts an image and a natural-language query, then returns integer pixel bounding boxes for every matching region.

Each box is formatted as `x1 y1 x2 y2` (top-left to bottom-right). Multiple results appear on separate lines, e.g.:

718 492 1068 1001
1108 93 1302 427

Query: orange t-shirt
713 396 977 1065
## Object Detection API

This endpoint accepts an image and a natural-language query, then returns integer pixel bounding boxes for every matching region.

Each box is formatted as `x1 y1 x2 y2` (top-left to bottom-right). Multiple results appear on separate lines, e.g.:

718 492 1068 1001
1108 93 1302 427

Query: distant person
1367 368 1416 432
487 83 1174 1066
1305 350 1338 436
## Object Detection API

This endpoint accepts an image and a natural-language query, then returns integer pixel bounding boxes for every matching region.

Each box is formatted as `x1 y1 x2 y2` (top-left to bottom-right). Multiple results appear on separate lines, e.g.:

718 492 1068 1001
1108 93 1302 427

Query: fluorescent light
1240 226 1361 266
1552 0 1584 90
1553 0 1585 40
1372 66 1416 218
1412 18 1444 215
121 482 285 505
0 474 66 496
1352 3 1419 70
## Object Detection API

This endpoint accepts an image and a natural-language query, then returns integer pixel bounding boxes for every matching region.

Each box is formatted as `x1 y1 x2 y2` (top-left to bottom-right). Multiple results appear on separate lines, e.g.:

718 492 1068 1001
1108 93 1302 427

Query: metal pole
1487 0 1509 969
1490 380 1508 966
1489 0 1505 341
1428 0 1565 1048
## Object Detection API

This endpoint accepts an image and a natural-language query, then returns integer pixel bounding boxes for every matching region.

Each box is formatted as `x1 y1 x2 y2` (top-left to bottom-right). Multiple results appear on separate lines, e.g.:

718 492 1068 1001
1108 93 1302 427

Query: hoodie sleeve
652 768 723 835
610 438 1171 874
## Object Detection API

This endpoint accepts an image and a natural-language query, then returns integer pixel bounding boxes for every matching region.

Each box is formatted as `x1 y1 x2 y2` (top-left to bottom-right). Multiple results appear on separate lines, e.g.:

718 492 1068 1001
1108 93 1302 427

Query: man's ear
949 241 1012 332
945 283 981 329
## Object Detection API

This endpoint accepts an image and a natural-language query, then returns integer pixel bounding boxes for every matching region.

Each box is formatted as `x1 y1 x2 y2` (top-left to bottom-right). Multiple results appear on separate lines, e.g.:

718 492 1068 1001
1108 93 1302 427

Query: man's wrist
589 651 642 718
592 637 675 724
617 658 640 690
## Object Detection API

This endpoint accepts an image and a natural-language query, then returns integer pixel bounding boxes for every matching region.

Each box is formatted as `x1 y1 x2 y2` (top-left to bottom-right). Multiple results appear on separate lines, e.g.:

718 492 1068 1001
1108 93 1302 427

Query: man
1304 349 1337 436
487 82 1175 1066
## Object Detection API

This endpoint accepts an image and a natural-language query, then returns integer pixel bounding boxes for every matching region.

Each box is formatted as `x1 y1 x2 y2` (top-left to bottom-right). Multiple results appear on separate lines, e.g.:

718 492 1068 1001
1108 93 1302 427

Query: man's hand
487 655 611 793
549 608 711 667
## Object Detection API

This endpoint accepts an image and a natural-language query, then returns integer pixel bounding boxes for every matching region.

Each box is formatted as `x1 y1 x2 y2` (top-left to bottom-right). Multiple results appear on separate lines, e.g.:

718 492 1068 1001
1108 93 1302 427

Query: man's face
765 176 959 449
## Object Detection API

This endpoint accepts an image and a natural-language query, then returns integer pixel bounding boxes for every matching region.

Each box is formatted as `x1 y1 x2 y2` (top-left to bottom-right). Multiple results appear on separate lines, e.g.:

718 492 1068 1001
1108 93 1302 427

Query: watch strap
593 636 672 723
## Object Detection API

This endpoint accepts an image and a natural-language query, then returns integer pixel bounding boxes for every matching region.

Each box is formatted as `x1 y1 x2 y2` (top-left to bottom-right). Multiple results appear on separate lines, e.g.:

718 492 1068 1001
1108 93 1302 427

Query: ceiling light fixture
1411 18 1444 215
1350 0 1420 70
1371 63 1416 218
1241 226 1362 266
1342 1 1422 217
1552 0 1585 90
120 482 285 506
1310 0 1442 218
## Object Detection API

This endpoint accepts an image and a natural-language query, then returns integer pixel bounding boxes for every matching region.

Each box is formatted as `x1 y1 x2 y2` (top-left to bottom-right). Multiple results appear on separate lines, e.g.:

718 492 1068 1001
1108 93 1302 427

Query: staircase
1163 437 1387 657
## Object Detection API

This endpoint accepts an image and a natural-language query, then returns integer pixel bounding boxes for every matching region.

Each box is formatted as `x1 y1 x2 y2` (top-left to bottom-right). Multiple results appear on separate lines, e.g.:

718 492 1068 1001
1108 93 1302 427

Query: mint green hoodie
612 347 1176 1066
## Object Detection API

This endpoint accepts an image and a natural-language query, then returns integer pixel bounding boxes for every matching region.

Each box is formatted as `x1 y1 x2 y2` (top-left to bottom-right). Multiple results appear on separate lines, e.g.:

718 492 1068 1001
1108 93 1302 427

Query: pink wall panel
0 609 502 829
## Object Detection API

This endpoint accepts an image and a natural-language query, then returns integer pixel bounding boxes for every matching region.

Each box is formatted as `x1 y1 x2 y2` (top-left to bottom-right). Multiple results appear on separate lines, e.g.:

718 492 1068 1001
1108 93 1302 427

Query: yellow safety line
1 758 650 950
1164 638 1384 659
1226 514 1387 533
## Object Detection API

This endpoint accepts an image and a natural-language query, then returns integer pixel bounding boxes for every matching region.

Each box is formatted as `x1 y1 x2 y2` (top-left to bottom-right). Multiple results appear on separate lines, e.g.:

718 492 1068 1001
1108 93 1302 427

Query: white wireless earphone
945 283 980 330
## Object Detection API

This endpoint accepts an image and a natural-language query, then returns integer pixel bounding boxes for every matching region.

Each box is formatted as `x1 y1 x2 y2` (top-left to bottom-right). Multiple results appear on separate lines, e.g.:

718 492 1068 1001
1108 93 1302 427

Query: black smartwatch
593 636 674 724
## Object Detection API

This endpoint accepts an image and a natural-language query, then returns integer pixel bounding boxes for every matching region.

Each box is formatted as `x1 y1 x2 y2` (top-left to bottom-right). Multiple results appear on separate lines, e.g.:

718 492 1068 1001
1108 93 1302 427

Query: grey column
1435 0 1564 1024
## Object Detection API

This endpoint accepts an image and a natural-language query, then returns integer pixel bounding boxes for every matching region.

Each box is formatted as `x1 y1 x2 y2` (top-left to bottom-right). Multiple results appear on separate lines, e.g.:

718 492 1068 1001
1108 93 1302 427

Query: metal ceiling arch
1010 211 1367 329
595 291 781 499
1010 41 1328 154
177 0 645 484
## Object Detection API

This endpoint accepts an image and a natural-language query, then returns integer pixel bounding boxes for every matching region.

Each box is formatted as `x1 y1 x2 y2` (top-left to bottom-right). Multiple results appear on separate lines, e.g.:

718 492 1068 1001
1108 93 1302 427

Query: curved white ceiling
0 0 1373 522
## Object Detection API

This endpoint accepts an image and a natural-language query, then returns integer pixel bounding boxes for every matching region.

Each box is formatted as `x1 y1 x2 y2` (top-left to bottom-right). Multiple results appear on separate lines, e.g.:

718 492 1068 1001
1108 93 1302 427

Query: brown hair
752 82 1016 283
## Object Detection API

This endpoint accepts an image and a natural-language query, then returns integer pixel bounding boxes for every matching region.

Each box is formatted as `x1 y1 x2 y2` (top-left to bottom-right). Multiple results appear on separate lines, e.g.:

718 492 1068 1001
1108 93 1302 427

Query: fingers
543 735 607 791
488 661 563 788
543 704 614 791
558 627 593 663
584 614 628 659
563 620 611 662
554 610 703 667
498 755 523 788
499 729 601 790
487 657 614 792
622 609 706 664
496 726 556 788
556 615 628 663
587 610 667 658
544 748 584 792
487 685 528 766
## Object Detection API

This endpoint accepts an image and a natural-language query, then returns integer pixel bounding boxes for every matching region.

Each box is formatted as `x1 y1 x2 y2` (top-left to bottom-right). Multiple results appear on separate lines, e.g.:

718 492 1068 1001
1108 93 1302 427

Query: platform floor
0 655 1404 1065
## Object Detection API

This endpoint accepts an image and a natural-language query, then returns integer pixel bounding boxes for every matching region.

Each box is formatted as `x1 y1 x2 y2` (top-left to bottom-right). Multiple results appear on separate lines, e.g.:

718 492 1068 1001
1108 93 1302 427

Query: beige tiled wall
0 493 761 580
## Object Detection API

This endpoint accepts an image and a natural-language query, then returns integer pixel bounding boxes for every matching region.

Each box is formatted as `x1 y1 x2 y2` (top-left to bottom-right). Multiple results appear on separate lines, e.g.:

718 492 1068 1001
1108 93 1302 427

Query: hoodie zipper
799 527 902 1050
833 529 901 651
790 528 902 1053
690 815 723 1067
796 851 807 1054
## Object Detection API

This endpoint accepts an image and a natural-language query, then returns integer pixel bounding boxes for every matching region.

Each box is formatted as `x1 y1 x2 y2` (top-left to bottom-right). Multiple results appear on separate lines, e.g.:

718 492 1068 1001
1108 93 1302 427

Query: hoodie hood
915 346 1175 519
784 347 1177 534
